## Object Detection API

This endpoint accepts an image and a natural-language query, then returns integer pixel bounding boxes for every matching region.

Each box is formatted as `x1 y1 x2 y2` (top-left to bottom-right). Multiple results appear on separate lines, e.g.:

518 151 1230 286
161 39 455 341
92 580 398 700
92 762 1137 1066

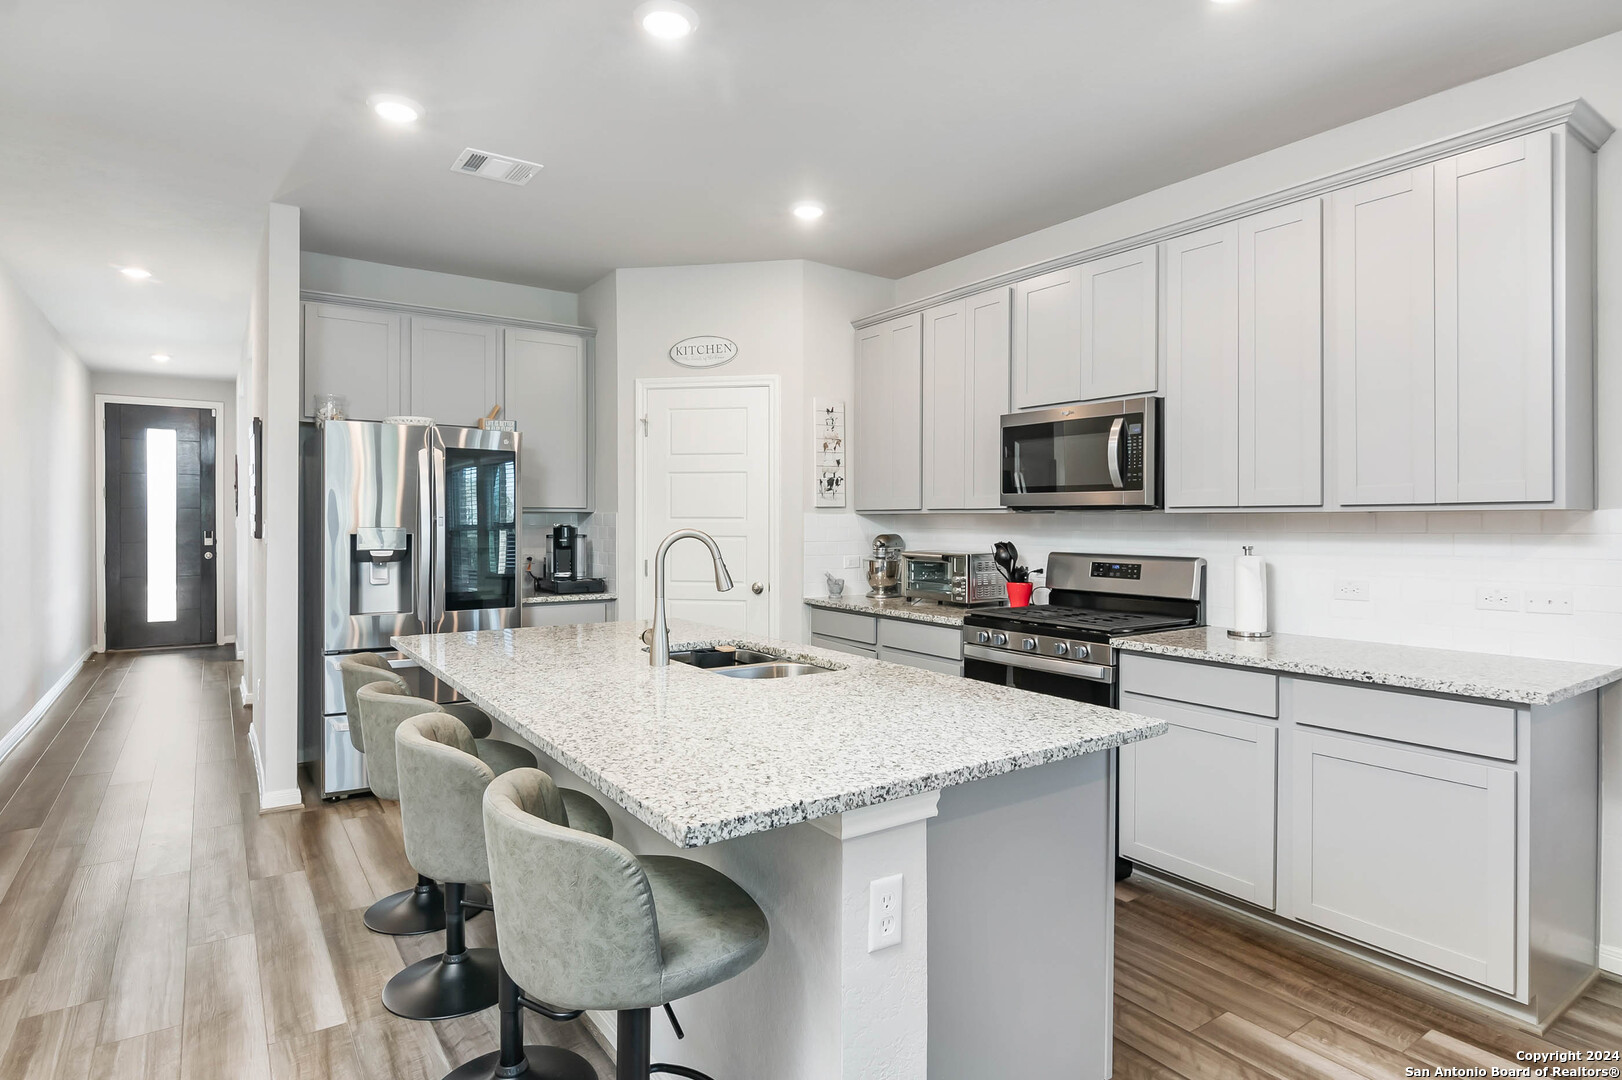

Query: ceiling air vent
451 148 543 186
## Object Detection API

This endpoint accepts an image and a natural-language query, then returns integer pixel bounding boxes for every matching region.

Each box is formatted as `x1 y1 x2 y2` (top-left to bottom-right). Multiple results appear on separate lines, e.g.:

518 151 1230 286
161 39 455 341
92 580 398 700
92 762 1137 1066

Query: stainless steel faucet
643 529 735 666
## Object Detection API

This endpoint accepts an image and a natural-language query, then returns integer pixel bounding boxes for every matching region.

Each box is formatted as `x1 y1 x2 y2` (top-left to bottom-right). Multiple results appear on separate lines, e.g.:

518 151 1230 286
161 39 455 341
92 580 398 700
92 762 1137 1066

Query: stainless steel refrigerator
299 420 521 798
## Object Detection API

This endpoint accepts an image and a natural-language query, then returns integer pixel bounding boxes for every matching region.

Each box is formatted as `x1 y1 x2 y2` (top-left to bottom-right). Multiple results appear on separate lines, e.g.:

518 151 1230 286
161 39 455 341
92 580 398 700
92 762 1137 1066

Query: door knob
751 582 764 594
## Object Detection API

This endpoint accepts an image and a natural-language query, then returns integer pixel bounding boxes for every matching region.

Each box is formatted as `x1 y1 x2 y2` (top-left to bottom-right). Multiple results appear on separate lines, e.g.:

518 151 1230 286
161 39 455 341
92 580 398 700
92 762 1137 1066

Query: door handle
751 582 765 595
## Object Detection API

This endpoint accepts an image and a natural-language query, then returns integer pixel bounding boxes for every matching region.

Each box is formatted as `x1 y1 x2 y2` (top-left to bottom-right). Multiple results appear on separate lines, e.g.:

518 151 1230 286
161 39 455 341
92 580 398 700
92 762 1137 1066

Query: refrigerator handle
430 442 448 628
416 446 434 627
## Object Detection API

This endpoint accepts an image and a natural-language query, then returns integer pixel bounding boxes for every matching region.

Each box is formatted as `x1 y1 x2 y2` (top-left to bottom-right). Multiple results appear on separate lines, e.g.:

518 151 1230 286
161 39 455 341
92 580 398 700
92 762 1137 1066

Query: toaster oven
899 552 1007 607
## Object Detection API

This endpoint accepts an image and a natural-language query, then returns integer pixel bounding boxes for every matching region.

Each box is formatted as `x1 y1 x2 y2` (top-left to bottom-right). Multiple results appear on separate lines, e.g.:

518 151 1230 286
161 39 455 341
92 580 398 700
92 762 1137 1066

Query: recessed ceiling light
636 1 698 39
151 353 170 363
792 202 825 221
367 94 423 123
120 266 152 280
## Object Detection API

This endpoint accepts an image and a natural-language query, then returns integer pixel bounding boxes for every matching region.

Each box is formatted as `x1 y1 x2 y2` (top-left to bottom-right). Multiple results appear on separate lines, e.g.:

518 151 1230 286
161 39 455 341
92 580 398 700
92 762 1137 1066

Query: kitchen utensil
477 404 503 429
994 541 1019 581
824 572 846 598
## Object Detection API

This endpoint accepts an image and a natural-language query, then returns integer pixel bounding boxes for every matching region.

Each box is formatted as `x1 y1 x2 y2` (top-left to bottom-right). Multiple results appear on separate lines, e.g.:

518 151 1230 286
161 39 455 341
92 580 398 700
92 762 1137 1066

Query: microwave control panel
1122 422 1144 488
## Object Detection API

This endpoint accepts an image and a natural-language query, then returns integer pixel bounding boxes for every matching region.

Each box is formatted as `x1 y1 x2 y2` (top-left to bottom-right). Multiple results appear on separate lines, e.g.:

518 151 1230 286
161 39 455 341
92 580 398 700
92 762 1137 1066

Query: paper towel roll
1232 552 1269 637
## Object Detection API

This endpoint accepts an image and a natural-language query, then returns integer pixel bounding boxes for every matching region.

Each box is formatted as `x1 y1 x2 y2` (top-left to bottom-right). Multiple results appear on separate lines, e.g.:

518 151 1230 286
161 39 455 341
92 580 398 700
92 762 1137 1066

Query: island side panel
515 741 847 1080
926 751 1116 1080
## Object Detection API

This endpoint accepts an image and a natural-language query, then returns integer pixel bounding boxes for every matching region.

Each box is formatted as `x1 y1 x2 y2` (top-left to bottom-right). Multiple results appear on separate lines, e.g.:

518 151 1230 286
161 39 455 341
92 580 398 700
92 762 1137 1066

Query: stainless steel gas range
961 552 1206 879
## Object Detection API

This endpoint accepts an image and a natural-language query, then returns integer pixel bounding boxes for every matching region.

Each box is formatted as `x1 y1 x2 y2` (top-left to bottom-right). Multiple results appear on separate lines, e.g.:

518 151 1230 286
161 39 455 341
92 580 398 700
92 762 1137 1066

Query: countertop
804 594 968 627
1116 626 1622 706
522 591 616 606
392 619 1164 847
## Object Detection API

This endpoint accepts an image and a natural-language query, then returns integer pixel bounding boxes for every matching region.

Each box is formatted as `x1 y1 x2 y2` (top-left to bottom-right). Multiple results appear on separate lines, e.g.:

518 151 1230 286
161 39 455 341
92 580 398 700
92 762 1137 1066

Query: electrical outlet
1525 588 1573 614
1333 579 1371 602
1475 585 1520 612
867 874 903 953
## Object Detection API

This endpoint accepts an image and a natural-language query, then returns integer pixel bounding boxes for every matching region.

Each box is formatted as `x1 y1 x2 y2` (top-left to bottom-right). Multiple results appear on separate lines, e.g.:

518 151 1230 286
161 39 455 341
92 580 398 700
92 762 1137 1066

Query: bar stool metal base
364 875 446 936
442 1045 597 1080
384 947 501 1021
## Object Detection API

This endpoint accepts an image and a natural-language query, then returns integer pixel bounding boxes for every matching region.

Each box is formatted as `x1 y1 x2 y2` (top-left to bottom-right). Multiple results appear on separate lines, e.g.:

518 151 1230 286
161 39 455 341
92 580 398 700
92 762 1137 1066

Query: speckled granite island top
803 594 969 627
1117 627 1622 706
392 619 1164 847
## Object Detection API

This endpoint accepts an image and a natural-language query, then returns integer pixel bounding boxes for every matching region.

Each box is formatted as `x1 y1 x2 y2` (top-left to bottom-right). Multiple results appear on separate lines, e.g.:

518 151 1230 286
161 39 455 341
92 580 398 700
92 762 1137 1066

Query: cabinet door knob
751 582 765 595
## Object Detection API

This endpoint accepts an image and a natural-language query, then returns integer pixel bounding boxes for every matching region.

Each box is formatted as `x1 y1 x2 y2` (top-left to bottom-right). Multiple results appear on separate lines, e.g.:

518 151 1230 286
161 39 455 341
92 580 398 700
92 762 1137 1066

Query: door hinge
640 416 649 435
644 559 649 576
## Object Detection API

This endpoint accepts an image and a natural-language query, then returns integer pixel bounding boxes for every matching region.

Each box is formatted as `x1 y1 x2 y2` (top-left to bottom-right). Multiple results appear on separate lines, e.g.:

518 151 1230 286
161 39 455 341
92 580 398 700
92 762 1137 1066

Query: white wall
239 203 302 808
592 260 890 634
0 258 92 747
300 252 579 326
841 29 1622 970
89 372 238 645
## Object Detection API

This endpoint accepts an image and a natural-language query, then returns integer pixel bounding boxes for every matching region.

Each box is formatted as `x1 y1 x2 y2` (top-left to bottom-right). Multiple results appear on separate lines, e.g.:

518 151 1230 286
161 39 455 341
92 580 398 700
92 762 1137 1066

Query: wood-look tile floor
0 647 611 1080
1113 875 1622 1078
6 649 1622 1080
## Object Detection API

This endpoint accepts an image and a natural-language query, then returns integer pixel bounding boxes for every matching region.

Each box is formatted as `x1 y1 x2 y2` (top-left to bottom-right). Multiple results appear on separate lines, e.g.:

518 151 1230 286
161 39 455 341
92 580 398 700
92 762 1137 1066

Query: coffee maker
549 524 579 581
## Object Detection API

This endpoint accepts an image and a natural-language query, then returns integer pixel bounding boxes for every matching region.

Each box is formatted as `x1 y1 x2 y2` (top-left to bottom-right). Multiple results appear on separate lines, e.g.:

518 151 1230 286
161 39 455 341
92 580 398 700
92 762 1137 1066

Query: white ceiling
2 0 1620 378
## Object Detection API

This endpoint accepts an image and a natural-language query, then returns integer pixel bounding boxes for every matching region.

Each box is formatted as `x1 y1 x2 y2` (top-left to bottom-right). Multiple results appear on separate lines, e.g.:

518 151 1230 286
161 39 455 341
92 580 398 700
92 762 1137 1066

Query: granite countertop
804 594 969 627
1116 626 1622 706
392 619 1164 847
523 591 616 606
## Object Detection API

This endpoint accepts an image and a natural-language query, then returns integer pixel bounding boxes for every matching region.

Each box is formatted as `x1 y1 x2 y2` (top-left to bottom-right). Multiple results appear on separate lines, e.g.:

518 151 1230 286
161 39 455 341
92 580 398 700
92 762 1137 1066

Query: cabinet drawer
877 618 961 660
522 602 607 628
877 645 961 676
808 608 877 645
1291 729 1516 992
811 633 876 660
1119 693 1277 907
1119 653 1278 717
1290 679 1516 761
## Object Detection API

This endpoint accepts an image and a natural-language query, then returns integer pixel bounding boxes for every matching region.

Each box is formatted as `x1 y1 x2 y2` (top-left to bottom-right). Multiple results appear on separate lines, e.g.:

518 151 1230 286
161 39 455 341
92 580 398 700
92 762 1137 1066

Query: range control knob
976 630 991 645
1053 641 1070 656
990 633 1008 647
1021 637 1038 652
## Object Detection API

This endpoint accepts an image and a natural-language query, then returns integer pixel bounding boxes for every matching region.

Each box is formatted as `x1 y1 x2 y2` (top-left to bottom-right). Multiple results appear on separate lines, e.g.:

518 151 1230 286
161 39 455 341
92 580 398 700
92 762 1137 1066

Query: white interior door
639 382 772 634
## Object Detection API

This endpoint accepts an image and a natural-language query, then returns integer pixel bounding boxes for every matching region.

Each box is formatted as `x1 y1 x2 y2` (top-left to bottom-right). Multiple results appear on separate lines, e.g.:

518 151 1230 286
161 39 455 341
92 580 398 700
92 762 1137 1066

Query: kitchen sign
669 335 737 368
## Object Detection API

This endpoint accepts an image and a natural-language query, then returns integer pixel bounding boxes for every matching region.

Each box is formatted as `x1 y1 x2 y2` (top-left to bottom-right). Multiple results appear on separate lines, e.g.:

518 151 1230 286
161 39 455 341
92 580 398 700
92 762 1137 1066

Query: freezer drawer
323 713 369 797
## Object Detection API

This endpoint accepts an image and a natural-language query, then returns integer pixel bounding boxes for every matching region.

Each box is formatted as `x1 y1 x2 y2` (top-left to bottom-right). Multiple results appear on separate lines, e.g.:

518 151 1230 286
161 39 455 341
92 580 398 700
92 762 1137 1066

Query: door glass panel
1003 413 1139 494
443 447 516 611
146 427 178 622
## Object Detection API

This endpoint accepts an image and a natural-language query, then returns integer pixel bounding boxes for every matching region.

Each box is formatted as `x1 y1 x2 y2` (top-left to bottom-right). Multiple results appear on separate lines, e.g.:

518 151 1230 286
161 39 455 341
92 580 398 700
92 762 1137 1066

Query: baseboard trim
221 634 237 646
258 787 303 812
1598 945 1622 978
239 675 255 706
584 1010 616 1056
0 647 93 767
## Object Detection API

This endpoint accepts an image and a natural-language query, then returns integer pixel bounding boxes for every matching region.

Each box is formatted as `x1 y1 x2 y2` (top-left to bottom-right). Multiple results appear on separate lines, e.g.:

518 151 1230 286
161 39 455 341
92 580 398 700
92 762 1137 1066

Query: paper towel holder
1228 545 1273 640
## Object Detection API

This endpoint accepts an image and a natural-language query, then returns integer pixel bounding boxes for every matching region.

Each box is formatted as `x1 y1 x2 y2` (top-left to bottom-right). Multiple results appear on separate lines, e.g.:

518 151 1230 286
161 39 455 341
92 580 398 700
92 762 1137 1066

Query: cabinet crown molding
853 99 1612 330
300 290 596 337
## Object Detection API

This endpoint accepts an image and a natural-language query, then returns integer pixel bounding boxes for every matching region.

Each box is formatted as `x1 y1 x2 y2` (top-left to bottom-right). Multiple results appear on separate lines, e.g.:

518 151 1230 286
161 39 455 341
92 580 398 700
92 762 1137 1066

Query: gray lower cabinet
1290 728 1516 993
807 607 961 673
811 633 877 659
522 601 609 628
1119 691 1277 908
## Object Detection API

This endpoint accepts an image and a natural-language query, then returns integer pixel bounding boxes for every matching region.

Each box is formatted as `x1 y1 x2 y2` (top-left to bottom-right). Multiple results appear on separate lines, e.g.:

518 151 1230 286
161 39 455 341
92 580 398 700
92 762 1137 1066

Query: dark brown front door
105 403 217 649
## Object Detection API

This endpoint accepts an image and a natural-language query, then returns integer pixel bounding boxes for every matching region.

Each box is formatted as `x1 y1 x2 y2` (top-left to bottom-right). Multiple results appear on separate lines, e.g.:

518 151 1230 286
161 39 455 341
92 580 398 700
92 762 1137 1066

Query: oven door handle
1106 417 1125 489
963 643 1114 682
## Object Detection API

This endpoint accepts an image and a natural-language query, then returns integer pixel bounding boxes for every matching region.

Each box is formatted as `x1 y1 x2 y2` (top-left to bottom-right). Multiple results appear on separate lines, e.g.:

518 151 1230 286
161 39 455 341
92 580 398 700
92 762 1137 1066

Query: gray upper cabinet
1238 199 1323 507
1163 223 1240 508
1011 245 1158 410
1434 134 1554 505
504 327 590 511
407 316 502 427
1330 128 1593 509
855 313 923 511
1329 165 1438 506
922 287 1010 510
302 302 402 420
1164 200 1323 510
1011 266 1081 409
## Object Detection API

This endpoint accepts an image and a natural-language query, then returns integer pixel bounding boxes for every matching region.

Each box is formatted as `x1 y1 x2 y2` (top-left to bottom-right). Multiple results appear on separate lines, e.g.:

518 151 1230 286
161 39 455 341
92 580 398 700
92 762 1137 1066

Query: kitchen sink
669 647 782 669
712 661 833 680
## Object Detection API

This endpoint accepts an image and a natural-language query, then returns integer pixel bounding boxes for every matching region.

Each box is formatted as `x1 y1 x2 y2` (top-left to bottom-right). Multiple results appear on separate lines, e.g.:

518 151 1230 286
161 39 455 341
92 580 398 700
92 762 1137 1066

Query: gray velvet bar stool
484 769 770 1080
339 653 496 936
392 712 614 1036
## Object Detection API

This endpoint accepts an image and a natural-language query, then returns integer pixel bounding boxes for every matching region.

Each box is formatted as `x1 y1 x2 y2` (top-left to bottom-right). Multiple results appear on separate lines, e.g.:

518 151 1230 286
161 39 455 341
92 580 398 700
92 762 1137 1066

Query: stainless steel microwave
1000 397 1159 509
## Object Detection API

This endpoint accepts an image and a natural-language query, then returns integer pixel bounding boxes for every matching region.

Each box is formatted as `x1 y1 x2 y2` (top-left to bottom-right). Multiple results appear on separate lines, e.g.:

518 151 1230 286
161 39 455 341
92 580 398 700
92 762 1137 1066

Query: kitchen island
393 619 1165 1080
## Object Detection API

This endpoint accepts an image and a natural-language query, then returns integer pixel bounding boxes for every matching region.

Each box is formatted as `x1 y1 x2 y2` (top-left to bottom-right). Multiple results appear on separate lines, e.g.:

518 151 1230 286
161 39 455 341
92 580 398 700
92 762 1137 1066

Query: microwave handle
1106 417 1125 489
